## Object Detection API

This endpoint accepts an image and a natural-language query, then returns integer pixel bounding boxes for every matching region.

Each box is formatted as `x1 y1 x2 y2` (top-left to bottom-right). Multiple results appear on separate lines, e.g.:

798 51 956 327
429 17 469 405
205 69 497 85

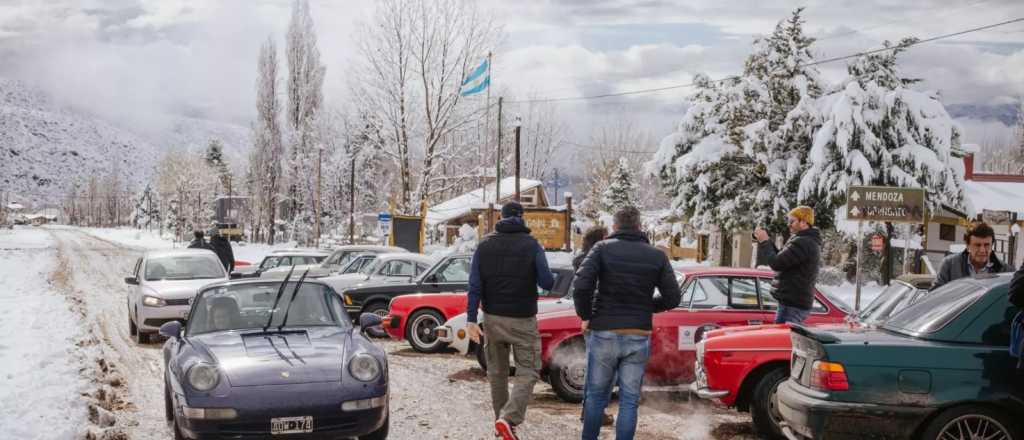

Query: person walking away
754 206 821 324
932 222 1008 290
187 230 211 250
573 207 681 440
572 226 613 426
466 201 555 440
209 227 235 273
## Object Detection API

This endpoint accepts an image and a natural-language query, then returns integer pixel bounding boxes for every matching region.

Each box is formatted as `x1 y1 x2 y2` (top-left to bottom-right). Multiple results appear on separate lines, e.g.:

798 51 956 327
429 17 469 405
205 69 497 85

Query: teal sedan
778 273 1023 440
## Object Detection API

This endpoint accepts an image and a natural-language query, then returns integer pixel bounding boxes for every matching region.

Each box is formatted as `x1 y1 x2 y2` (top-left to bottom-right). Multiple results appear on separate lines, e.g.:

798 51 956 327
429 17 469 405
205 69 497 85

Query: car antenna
277 268 310 332
263 265 295 331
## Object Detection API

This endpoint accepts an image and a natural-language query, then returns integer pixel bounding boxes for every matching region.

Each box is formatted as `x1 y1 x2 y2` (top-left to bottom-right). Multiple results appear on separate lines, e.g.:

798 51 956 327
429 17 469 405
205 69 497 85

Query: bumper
383 314 403 340
435 325 472 354
177 383 387 440
776 380 929 440
139 305 190 331
688 382 729 399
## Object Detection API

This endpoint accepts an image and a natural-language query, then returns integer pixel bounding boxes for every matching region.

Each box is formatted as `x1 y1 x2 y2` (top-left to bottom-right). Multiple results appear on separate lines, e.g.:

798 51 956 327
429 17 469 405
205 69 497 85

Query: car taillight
810 360 849 391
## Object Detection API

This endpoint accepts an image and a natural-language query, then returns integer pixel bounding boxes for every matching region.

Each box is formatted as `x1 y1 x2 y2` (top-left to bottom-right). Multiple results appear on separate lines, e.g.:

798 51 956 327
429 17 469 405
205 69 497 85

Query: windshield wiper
263 266 295 331
278 268 310 331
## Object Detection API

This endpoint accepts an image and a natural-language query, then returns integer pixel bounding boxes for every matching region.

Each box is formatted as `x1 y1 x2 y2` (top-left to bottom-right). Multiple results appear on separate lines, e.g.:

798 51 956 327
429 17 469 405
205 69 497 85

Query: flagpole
482 51 492 204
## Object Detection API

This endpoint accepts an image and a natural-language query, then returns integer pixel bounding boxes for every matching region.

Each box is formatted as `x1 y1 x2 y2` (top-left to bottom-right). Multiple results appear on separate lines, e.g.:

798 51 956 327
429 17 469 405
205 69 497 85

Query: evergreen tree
601 158 639 213
799 38 968 216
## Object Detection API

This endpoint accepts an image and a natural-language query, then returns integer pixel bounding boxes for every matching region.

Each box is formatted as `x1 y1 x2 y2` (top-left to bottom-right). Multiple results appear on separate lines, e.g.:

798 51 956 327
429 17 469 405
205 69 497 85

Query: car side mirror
159 320 183 339
124 276 139 285
358 313 383 331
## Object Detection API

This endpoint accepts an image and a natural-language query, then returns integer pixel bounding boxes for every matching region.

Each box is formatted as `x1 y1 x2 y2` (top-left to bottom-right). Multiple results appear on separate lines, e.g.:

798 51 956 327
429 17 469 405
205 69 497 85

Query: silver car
320 252 436 293
124 249 228 344
259 245 405 279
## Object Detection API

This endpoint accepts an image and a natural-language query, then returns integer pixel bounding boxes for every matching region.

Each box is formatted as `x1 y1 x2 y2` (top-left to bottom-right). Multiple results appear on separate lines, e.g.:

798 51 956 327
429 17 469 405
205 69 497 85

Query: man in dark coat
754 206 822 324
932 222 1009 290
187 230 211 250
208 227 235 273
573 206 681 440
465 201 554 440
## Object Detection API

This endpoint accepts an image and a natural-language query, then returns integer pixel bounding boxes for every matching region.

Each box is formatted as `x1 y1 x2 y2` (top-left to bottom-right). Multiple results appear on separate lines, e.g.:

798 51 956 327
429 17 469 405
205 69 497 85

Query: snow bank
71 226 174 250
0 227 87 439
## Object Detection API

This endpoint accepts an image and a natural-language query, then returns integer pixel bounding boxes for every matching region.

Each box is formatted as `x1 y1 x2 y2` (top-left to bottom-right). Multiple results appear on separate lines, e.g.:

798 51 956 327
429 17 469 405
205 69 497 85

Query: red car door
647 275 775 383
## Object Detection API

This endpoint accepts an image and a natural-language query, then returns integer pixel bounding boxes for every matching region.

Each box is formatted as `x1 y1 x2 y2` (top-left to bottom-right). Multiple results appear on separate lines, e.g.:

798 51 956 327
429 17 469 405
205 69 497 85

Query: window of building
939 224 956 241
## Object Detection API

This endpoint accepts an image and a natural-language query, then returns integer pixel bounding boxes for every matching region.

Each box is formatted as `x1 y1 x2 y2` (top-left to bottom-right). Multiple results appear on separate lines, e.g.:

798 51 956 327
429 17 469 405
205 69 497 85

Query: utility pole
495 97 504 204
553 168 560 205
315 147 322 247
514 116 521 201
349 154 356 244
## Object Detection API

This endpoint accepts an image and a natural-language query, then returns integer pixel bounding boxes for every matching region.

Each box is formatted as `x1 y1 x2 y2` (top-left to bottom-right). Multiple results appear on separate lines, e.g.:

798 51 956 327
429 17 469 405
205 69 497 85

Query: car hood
190 327 348 386
148 279 222 299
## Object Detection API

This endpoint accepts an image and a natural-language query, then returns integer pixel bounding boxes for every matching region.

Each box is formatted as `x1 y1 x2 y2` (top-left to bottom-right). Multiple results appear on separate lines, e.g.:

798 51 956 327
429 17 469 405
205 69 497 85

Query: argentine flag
460 58 489 96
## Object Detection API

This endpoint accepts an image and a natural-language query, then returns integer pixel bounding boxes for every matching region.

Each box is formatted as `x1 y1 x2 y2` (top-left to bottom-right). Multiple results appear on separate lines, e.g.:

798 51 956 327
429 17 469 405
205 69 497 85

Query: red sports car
382 265 575 353
692 274 934 439
537 266 850 403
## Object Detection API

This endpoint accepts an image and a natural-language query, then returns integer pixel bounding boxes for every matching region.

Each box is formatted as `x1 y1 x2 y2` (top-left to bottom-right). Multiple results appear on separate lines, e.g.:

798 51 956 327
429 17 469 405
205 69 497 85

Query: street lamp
513 116 522 201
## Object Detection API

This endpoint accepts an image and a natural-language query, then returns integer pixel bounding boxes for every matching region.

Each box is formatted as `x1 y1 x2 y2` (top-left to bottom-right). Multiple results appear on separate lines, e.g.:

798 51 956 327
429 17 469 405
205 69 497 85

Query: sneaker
495 419 519 440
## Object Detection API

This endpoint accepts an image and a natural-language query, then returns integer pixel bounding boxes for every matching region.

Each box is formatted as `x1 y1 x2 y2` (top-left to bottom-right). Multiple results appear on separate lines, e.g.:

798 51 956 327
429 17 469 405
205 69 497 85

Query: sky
1 0 1022 160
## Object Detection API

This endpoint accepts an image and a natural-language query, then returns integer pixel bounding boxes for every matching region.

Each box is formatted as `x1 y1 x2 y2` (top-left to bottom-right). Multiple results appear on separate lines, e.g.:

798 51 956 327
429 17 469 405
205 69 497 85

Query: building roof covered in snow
426 177 544 225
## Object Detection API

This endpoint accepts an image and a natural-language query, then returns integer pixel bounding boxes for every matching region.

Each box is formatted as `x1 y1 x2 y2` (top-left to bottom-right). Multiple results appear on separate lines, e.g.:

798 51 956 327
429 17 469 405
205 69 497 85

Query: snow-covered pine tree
601 158 639 213
799 38 968 216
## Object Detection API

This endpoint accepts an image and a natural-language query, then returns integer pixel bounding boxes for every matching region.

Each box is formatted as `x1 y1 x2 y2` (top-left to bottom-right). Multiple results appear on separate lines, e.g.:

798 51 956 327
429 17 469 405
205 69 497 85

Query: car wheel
921 405 1023 440
135 308 150 344
164 379 173 422
474 336 516 376
750 367 788 440
406 309 447 353
363 302 389 338
360 415 389 440
129 311 138 336
548 340 586 403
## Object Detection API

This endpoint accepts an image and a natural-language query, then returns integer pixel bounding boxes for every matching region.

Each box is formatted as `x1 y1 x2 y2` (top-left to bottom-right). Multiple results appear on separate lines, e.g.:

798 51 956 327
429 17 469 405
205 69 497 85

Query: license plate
271 416 313 435
791 354 806 380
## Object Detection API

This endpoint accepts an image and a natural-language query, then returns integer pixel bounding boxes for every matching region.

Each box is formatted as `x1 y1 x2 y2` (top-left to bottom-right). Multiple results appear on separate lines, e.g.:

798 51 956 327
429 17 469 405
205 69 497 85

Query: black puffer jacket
572 229 681 331
756 227 822 310
209 235 235 272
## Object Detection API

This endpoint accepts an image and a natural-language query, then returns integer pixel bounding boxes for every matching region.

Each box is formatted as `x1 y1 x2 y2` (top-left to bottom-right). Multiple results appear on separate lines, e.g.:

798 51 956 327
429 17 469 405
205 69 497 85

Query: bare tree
248 36 285 244
353 0 500 214
518 98 568 182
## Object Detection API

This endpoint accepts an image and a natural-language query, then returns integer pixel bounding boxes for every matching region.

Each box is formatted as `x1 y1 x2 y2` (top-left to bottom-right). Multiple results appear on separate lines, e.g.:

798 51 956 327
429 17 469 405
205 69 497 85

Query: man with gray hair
573 206 681 440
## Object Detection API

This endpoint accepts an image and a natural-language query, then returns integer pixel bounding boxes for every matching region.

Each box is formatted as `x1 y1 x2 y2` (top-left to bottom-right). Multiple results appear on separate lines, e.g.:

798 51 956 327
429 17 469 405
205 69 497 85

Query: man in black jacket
187 230 211 250
466 201 554 440
932 222 1009 290
573 206 681 440
208 228 235 273
754 206 822 324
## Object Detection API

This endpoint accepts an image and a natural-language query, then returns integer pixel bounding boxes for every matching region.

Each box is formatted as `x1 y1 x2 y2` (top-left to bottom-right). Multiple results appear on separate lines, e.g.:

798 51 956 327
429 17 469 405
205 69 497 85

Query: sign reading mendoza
846 186 926 224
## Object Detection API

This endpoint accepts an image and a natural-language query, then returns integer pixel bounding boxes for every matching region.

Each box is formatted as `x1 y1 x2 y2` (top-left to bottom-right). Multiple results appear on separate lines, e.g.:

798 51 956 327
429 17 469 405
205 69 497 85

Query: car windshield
814 286 853 315
360 257 384 276
145 255 224 281
341 256 374 274
858 282 916 325
882 280 988 335
187 282 350 335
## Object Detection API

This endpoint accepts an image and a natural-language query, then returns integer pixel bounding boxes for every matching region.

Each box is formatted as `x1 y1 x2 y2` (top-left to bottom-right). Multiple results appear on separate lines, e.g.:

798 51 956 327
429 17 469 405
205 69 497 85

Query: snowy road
23 226 756 440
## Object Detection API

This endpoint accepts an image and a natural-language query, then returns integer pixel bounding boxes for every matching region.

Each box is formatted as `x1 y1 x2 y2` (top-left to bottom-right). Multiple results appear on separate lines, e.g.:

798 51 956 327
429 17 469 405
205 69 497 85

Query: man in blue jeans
572 207 681 439
754 206 822 324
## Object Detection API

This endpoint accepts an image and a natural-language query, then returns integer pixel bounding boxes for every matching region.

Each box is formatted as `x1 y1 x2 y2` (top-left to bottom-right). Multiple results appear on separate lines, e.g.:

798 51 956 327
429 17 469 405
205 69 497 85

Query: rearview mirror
159 320 183 339
124 276 138 285
358 313 383 329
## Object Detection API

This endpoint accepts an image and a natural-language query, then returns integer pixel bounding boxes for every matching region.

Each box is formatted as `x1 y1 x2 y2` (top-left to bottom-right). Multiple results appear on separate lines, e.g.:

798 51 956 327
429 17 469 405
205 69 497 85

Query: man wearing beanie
754 206 822 324
466 201 554 440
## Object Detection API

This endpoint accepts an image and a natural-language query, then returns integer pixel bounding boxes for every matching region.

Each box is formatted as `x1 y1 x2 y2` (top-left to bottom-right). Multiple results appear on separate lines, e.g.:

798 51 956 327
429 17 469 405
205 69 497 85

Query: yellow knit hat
788 206 814 226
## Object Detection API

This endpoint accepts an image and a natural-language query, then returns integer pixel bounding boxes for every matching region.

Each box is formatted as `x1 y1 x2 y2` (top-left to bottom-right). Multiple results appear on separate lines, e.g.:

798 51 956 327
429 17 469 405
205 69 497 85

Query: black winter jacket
572 229 681 331
187 238 211 250
1010 264 1024 310
756 227 822 310
210 236 235 272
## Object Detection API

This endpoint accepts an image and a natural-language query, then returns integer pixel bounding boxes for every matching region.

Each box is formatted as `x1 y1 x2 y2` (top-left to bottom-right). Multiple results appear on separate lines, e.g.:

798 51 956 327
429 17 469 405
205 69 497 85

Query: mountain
0 78 251 205
947 103 1020 126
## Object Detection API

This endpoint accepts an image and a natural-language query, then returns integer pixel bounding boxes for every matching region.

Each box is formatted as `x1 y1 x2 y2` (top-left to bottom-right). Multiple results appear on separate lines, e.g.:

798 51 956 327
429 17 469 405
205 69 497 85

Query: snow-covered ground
0 227 87 439
68 226 300 265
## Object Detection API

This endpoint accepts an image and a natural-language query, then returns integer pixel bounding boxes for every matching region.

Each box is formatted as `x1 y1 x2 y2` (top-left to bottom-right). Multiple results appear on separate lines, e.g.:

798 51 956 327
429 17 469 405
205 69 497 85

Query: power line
507 17 1024 104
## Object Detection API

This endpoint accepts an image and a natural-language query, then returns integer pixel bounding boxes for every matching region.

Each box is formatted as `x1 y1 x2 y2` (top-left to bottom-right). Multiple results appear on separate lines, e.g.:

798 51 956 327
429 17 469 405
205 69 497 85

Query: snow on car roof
145 248 220 258
374 252 437 264
266 248 331 256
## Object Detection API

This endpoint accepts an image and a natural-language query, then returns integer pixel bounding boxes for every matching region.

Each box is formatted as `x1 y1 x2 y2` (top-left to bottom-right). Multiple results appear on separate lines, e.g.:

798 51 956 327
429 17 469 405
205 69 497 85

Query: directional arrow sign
845 186 926 224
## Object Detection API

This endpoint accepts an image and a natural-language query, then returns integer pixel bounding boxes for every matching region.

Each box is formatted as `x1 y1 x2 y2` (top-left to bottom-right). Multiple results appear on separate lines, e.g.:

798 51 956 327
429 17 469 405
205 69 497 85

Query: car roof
375 252 436 264
329 245 406 252
145 249 220 259
263 248 331 257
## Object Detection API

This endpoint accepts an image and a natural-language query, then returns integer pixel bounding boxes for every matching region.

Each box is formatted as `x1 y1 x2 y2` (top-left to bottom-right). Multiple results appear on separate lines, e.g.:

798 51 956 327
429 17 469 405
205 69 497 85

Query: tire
750 368 788 440
129 312 138 336
360 415 389 440
475 336 515 376
920 404 1023 440
164 380 174 422
135 308 150 344
548 340 586 403
362 302 389 338
405 309 447 353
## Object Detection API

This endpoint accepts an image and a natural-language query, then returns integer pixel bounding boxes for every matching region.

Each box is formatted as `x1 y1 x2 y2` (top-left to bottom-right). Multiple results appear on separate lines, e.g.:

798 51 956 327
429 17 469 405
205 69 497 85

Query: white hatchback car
125 249 228 344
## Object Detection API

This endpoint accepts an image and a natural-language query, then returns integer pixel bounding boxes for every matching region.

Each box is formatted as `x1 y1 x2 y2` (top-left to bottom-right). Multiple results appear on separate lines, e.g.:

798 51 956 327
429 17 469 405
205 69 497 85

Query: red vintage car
382 265 576 353
692 274 934 439
538 266 850 403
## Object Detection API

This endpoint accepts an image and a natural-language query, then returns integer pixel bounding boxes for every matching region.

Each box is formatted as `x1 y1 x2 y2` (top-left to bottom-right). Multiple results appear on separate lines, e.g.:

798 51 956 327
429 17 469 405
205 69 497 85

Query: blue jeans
775 304 811 324
582 330 650 440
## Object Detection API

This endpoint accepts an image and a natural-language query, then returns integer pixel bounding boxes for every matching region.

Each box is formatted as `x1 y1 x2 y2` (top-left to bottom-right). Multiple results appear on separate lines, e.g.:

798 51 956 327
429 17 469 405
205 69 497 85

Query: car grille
694 340 708 389
166 298 191 306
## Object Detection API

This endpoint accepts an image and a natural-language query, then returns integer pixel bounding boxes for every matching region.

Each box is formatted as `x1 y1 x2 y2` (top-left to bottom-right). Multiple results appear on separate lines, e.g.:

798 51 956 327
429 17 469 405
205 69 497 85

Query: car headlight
348 353 381 382
142 295 166 307
187 363 220 391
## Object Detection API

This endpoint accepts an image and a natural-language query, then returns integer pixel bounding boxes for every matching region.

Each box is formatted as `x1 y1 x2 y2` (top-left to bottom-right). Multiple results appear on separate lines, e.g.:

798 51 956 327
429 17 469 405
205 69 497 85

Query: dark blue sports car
159 278 389 439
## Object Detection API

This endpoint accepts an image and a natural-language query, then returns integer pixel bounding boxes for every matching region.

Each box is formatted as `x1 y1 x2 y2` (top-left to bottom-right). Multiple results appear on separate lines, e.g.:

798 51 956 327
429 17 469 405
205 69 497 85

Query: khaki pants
483 314 541 426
